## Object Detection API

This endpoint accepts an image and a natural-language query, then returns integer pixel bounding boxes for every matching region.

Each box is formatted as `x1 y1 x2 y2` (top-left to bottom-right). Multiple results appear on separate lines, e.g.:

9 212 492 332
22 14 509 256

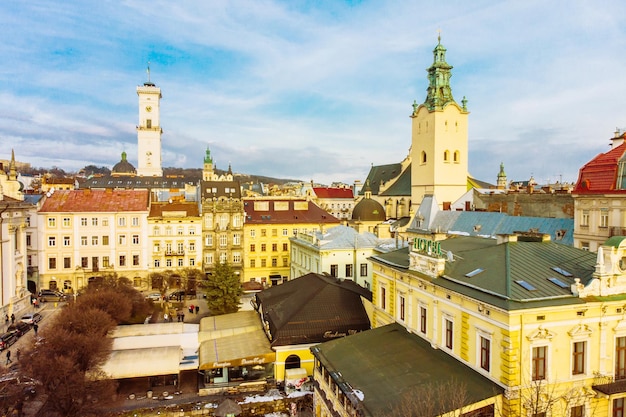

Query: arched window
454 151 460 163
443 150 450 162
285 355 301 369
421 151 427 164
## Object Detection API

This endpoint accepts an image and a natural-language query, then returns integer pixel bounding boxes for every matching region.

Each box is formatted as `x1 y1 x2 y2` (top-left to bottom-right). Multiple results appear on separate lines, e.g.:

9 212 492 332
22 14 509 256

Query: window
119 255 126 266
48 257 56 269
272 229 277 237
189 242 195 252
570 405 584 417
380 287 386 310
330 264 338 277
154 259 160 268
131 217 139 227
360 263 367 277
92 236 98 246
219 234 227 247
189 227 195 235
205 235 213 246
166 259 172 267
250 259 256 268
617 336 626 380
133 255 140 266
153 226 160 236
189 258 195 266
233 253 241 263
132 235 139 245
63 217 71 227
261 229 267 237
26 234 31 247
282 228 288 236
271 258 277 267
532 346 547 381
601 208 609 228
250 230 256 238
399 295 405 321
232 215 241 228
92 217 98 226
453 150 460 163
81 257 88 268
48 236 56 247
272 243 277 252
572 341 586 375
581 210 589 227
614 398 624 417
261 259 267 267
443 150 449 162
581 241 590 251
261 244 266 252
81 217 87 226
118 235 126 245
282 243 288 251
178 258 184 267
421 151 427 164
48 217 56 228
81 236 87 246
177 227 184 235
205 254 214 265
282 257 288 267
250 244 256 252
219 214 228 230
233 233 241 245
445 318 453 349
177 242 184 253
480 336 491 371
102 235 109 245
420 306 427 334
102 218 109 226
64 257 71 269
63 236 70 246
146 119 152 128
118 217 126 227
345 264 353 277
102 256 110 268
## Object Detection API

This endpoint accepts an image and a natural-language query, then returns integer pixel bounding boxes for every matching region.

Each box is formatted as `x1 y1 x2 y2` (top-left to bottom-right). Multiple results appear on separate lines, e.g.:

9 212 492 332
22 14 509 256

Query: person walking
195 305 200 314
33 323 38 336
10 314 15 324
6 350 11 365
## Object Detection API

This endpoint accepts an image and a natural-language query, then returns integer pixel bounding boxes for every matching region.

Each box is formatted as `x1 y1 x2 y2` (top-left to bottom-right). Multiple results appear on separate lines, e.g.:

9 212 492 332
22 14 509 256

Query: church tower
136 66 163 177
497 162 507 189
203 146 214 181
410 36 469 209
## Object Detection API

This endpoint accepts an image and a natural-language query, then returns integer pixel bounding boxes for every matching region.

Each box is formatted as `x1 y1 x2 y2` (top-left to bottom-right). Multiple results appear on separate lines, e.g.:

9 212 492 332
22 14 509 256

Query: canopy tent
198 329 273 370
101 346 181 379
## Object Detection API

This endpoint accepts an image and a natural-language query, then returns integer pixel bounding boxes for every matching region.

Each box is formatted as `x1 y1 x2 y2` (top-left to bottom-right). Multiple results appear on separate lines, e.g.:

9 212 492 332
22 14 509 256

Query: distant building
242 198 340 286
310 184 354 220
573 129 626 251
136 72 163 177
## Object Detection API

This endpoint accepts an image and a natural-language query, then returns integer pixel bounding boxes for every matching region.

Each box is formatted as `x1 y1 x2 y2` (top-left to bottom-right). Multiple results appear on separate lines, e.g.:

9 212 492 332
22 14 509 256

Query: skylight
465 268 484 278
515 280 537 291
552 267 573 277
548 277 569 289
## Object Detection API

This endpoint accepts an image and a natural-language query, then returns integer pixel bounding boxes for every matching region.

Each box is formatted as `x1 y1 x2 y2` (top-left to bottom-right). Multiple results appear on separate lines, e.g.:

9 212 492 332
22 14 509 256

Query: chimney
611 129 626 149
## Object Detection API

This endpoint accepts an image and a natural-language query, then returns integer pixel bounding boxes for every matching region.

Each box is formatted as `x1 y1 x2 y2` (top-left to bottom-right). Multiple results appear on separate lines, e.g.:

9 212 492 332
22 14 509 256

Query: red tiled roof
243 199 340 224
149 202 200 217
573 142 626 194
313 187 354 199
39 189 150 212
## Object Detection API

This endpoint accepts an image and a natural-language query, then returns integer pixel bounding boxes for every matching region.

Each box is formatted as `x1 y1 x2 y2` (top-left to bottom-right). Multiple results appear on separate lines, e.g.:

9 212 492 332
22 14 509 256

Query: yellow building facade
370 231 626 416
242 198 340 286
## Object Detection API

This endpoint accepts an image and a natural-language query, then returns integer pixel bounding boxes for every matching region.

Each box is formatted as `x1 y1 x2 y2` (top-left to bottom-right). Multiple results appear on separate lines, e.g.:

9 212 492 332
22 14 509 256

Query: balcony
592 373 626 395
164 250 185 256
610 227 626 238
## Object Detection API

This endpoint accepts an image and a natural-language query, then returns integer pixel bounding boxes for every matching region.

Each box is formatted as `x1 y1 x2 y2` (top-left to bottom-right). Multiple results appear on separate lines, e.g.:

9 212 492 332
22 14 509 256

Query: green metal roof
312 323 503 417
605 236 626 248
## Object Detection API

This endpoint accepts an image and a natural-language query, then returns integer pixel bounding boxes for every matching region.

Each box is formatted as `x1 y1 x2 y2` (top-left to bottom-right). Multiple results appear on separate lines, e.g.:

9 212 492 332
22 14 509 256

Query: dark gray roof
83 176 196 189
379 164 411 196
311 323 503 417
360 163 403 195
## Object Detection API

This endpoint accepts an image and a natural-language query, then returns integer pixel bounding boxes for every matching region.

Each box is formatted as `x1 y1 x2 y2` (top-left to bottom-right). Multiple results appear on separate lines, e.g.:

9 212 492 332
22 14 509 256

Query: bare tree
382 379 470 417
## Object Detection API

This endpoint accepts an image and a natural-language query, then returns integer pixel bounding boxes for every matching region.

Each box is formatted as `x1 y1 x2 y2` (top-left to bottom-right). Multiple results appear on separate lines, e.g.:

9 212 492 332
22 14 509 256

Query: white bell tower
136 65 163 177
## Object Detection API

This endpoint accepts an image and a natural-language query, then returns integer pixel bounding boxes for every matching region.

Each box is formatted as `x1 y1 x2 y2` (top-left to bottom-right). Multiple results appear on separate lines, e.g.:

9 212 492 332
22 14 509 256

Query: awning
101 346 181 379
199 329 274 370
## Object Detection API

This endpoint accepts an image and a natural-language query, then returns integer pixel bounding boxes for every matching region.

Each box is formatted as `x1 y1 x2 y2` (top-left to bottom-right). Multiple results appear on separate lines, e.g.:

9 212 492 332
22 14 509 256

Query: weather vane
147 61 151 83
437 28 441 43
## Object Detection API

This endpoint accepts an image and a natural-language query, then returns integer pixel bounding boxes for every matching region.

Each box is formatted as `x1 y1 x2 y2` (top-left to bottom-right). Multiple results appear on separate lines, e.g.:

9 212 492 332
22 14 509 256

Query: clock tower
136 67 163 177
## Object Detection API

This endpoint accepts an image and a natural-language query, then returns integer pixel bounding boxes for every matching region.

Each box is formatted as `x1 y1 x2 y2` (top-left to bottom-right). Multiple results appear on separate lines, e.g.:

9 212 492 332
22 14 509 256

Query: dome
352 197 385 222
111 152 136 177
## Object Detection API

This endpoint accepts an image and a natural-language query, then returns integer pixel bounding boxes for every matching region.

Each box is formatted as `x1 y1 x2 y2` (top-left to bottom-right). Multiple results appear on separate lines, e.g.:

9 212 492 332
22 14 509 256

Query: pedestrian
10 314 15 324
181 313 185 322
189 304 194 314
16 349 20 362
6 350 11 365
3 314 7 326
33 323 38 336
195 305 199 314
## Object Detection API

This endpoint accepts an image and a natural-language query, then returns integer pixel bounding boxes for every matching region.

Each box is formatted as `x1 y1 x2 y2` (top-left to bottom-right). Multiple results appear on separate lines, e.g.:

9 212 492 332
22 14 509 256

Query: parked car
20 312 43 325
167 289 197 300
0 332 18 351
7 322 30 337
37 289 66 302
145 292 162 301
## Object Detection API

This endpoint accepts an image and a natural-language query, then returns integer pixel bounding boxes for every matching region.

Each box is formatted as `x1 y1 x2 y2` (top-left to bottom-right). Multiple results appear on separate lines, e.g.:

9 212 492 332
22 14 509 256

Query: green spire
121 151 127 161
498 162 506 178
424 36 455 111
204 146 213 164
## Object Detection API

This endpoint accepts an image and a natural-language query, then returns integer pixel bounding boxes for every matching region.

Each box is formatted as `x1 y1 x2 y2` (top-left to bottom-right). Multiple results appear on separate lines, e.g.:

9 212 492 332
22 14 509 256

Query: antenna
147 61 151 83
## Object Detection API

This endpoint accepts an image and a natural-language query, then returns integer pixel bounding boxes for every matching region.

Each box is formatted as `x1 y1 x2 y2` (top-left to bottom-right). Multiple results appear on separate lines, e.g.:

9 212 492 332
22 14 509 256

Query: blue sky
1 1 626 186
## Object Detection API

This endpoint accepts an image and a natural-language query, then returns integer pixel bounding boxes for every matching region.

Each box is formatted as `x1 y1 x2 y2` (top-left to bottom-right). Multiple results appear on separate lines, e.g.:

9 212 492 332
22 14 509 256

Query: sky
1 1 626 186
